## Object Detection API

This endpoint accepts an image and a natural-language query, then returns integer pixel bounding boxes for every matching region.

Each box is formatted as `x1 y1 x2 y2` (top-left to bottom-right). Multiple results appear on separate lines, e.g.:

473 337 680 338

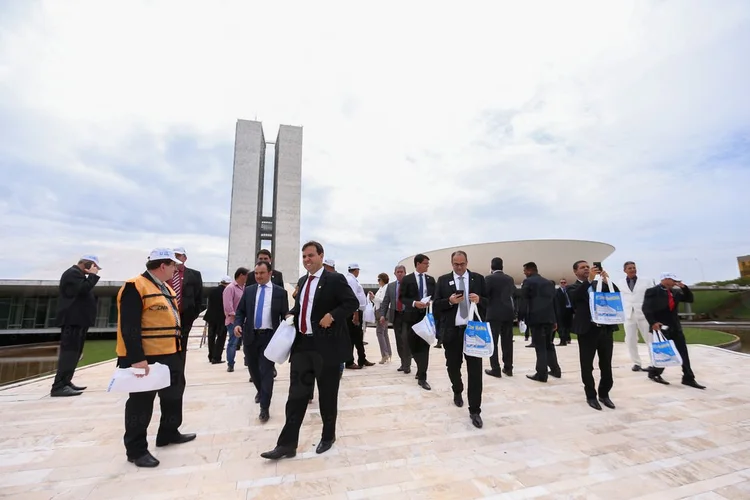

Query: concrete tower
227 119 302 283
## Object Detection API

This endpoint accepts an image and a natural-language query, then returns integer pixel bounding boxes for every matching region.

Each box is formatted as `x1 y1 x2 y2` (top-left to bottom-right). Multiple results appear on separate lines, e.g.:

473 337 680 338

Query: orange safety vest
116 274 182 357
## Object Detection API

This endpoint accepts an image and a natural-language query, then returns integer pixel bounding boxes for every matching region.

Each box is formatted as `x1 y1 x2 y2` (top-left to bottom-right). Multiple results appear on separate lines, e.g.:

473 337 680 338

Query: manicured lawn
688 291 735 315
80 339 117 367
505 327 734 346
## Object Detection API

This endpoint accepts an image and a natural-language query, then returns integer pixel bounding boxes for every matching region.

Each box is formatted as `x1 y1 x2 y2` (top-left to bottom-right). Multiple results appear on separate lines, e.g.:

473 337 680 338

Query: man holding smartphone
51 255 102 397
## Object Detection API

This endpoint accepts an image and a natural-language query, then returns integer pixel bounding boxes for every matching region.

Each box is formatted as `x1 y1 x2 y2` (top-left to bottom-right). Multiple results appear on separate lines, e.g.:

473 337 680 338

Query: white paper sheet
106 362 171 393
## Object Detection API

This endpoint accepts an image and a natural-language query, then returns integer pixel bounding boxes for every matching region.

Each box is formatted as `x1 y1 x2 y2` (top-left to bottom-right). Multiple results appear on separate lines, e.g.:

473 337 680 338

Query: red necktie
171 271 182 311
667 289 675 311
396 282 403 311
300 276 316 334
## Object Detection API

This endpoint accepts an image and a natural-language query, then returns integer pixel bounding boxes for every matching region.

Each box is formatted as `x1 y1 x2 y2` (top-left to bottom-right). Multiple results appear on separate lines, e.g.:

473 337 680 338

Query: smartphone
455 290 465 297
84 261 93 270
593 261 602 270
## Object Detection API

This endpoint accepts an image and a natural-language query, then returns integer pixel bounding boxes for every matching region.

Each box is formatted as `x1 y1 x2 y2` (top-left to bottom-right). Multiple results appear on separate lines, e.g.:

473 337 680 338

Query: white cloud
0 0 748 285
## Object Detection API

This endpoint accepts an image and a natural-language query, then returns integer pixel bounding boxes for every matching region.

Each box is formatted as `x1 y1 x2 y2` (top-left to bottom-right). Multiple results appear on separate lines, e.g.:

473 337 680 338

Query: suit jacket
234 283 290 344
618 276 656 321
203 284 227 325
518 273 558 325
399 272 436 325
484 271 516 322
179 267 204 318
642 285 693 333
247 269 285 288
433 271 488 343
554 287 573 314
379 280 404 323
289 269 359 365
57 265 100 327
569 279 620 336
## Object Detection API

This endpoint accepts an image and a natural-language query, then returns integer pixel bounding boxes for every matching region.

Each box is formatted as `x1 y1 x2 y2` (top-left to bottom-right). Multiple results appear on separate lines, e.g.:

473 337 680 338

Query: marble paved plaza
2 328 750 500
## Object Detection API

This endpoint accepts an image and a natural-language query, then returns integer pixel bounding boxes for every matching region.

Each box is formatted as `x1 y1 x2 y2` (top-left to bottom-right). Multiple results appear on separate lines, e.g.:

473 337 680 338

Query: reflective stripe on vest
116 274 182 357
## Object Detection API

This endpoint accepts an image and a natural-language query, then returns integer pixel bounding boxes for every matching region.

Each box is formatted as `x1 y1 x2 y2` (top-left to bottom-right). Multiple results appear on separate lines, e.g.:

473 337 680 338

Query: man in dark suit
484 257 516 378
518 262 561 383
50 254 101 397
569 260 618 411
433 250 488 428
642 273 705 389
399 253 436 390
379 265 412 373
555 278 573 346
234 262 290 422
246 249 285 287
260 241 358 460
172 247 204 360
204 276 230 364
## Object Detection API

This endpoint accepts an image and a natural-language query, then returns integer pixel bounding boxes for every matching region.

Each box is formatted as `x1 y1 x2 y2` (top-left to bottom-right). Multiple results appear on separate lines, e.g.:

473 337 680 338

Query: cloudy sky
0 0 748 284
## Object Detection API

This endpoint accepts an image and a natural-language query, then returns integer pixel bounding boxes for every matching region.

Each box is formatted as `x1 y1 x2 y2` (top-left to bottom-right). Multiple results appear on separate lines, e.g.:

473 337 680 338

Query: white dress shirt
299 267 324 334
253 282 273 330
453 271 470 326
373 285 387 309
412 271 429 306
346 272 368 311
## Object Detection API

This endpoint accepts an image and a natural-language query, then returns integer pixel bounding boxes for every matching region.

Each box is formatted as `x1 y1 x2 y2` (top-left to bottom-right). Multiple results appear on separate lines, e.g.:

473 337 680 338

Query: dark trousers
444 327 483 414
392 311 412 370
51 325 88 392
488 320 514 373
123 353 185 459
557 309 573 343
345 312 367 366
407 326 430 382
531 323 561 380
277 350 341 448
245 330 275 409
207 322 227 362
179 312 197 361
578 327 614 399
651 329 695 381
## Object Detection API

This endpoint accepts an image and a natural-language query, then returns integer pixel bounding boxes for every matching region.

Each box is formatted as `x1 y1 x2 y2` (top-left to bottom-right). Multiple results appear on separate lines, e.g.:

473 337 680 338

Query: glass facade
0 296 119 330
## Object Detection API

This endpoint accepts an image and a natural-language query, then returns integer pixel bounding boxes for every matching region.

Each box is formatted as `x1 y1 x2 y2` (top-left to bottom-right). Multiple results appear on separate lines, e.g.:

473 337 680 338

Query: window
0 298 11 329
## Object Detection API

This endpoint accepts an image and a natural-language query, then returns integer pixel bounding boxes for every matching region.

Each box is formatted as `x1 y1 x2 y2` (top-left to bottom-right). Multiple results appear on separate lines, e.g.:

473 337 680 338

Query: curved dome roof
397 239 616 285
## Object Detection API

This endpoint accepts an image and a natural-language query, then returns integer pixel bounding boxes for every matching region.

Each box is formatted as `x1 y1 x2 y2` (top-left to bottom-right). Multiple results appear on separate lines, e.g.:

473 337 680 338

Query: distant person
204 275 231 364
344 263 372 369
642 273 706 389
484 257 516 378
379 265 412 373
617 261 656 371
116 248 196 468
50 255 102 397
400 254 436 390
172 247 204 361
246 249 285 287
369 272 393 364
555 278 573 346
223 267 249 373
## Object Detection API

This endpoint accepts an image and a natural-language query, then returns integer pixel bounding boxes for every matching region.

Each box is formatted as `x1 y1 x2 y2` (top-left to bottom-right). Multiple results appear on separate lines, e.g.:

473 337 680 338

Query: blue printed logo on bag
464 315 494 358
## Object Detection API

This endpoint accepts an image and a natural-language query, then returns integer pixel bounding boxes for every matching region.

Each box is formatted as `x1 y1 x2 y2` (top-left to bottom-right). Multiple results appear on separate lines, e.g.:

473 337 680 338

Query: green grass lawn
506 327 734 346
688 291 735 315
80 339 117 367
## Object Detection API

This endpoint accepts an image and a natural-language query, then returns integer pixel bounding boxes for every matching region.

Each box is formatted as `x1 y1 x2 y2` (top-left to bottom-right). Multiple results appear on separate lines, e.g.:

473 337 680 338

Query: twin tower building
227 119 302 284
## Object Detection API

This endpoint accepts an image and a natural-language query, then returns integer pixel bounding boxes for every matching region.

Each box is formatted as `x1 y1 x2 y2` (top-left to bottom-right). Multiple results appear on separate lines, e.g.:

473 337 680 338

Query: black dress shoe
418 380 431 390
397 367 405 372
525 344 536 348
548 370 562 379
273 367 277 378
402 368 410 374
649 375 670 385
68 383 87 391
50 386 82 397
248 377 253 383
453 393 464 407
345 364 361 370
128 451 159 468
470 414 483 428
632 364 642 372
361 360 375 367
502 368 513 377
484 369 502 378
259 409 269 423
682 379 706 390
211 360 225 364
316 439 335 454
587 398 602 411
598 397 616 409
526 374 547 383
156 432 196 447
227 365 234 372
255 393 260 404
260 446 296 460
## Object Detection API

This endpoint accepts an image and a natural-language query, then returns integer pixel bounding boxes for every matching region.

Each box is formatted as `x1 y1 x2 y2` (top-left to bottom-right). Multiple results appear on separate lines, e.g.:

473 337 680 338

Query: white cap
173 247 187 256
80 254 102 269
323 258 335 268
348 262 360 270
148 248 182 264
220 275 232 284
660 272 681 281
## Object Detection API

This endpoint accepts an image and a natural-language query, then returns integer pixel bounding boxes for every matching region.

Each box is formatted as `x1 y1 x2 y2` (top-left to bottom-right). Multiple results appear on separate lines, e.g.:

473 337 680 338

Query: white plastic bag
411 302 437 346
463 303 494 358
363 301 376 324
264 318 296 364
518 320 527 334
589 278 625 325
650 330 683 368
107 362 171 393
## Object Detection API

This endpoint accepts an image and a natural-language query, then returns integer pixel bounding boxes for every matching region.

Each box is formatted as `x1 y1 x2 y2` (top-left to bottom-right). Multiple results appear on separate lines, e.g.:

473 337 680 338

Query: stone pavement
2 327 750 500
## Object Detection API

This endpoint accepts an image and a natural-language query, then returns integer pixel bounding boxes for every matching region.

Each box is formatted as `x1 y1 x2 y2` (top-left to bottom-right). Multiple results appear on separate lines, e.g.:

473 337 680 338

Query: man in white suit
618 261 656 371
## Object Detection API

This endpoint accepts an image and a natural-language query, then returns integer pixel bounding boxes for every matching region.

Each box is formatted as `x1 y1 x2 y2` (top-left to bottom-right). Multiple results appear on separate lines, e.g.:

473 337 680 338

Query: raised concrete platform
2 327 750 500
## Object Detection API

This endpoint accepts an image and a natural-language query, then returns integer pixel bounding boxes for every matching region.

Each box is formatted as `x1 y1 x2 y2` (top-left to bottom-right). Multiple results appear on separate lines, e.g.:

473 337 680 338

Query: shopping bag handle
652 330 666 342
469 302 483 322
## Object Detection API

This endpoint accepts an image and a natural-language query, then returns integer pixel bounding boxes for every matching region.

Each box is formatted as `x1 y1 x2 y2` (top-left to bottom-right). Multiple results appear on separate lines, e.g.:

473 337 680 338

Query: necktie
628 278 635 292
171 271 182 311
254 284 266 329
667 288 675 311
396 282 403 311
457 276 468 319
160 283 180 327
300 276 316 334
564 288 571 307
419 274 425 298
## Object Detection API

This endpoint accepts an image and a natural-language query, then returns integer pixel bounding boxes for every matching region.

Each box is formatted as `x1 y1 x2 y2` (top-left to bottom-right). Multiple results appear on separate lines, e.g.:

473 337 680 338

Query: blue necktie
419 274 425 298
254 285 265 329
